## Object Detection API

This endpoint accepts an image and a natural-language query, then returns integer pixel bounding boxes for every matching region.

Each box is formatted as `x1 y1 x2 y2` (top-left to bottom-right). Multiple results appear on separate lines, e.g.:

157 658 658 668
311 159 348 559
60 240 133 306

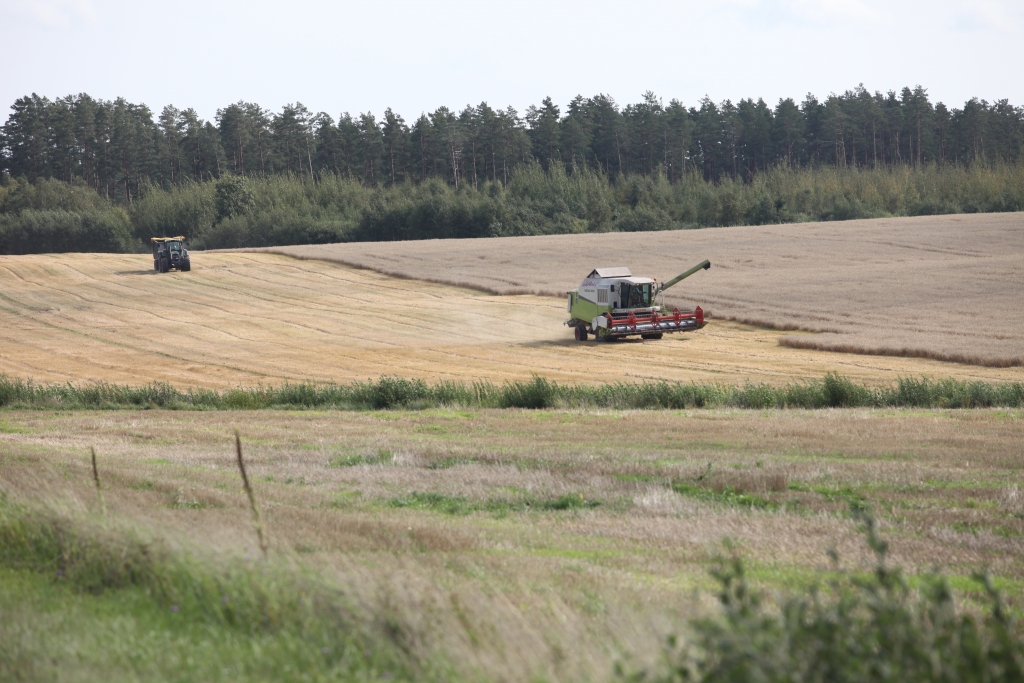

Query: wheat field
259 212 1024 368
1 250 1022 388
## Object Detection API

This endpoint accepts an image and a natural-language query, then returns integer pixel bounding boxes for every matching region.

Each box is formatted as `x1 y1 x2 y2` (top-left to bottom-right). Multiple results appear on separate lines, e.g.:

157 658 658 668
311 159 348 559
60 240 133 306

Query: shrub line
1 372 1022 411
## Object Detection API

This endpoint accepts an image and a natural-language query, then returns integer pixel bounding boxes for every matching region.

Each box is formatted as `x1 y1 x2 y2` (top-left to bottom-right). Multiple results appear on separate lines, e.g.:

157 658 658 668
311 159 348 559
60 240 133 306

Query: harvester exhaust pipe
658 259 711 293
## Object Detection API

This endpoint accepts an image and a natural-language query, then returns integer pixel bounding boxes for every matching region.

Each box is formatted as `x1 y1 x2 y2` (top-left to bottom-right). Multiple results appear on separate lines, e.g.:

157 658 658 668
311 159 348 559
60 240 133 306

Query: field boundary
2 373 1022 411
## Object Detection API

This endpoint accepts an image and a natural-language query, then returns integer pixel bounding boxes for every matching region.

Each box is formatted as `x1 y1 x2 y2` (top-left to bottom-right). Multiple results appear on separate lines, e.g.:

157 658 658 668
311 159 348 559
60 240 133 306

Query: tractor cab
618 279 654 309
573 267 657 316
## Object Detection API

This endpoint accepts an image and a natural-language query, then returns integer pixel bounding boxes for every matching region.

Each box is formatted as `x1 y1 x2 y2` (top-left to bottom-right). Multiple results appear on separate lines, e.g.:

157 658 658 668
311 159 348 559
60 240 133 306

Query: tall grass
0 494 439 680
3 490 1021 681
1 373 1021 411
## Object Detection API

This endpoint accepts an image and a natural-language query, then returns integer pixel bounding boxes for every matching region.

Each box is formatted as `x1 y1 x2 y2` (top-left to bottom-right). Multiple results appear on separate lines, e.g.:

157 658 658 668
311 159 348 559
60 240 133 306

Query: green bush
4 163 1024 252
0 208 134 254
130 180 215 244
0 177 110 214
499 375 556 408
627 510 1024 683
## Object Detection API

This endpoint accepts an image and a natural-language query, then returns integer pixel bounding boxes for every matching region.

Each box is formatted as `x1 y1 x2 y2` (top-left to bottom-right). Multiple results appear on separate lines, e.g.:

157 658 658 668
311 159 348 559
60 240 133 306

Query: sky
2 0 1022 125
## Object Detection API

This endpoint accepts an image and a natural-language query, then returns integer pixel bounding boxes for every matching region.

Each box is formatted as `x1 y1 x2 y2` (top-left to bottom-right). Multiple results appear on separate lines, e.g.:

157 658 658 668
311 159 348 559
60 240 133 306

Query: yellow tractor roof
151 236 186 243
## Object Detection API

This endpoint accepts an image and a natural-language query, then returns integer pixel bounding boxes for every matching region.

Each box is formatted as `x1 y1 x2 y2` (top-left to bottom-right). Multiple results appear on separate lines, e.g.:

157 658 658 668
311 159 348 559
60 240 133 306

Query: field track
1 247 1023 388
259 212 1024 368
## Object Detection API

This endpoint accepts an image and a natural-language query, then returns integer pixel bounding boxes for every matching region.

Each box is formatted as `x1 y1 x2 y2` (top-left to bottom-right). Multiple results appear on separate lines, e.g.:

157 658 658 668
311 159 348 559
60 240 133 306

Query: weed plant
2 373 1022 411
627 509 1024 683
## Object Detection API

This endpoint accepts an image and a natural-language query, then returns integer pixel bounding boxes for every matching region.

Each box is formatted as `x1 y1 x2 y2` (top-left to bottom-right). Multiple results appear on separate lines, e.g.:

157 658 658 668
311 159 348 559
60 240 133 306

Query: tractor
565 259 710 341
152 237 191 273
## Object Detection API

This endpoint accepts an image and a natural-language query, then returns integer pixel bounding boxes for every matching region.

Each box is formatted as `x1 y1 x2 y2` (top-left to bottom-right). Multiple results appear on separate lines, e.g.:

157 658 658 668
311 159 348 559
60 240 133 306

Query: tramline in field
565 259 711 342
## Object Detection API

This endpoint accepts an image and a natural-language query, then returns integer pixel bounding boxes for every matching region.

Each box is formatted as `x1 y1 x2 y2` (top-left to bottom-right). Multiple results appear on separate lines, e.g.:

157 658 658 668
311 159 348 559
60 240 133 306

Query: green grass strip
0 494 448 682
2 372 1023 411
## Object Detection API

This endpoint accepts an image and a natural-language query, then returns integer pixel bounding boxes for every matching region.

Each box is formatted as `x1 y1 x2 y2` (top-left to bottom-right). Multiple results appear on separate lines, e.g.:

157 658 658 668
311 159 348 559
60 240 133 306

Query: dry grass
2 407 1023 681
257 212 1024 368
1 249 1022 390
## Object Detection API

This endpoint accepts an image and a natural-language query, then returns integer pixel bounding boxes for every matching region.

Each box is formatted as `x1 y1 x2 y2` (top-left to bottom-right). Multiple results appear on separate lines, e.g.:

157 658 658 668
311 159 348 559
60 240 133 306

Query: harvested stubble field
2 240 1023 390
261 212 1024 368
1 408 1023 681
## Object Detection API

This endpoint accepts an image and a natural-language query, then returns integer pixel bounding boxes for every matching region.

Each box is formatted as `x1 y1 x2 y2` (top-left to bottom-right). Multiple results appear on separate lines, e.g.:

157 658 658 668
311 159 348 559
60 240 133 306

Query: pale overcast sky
2 0 1021 124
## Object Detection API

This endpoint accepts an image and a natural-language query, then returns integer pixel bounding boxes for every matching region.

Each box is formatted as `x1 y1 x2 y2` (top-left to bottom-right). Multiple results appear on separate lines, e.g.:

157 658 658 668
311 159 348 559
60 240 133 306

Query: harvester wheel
641 333 664 340
574 325 588 342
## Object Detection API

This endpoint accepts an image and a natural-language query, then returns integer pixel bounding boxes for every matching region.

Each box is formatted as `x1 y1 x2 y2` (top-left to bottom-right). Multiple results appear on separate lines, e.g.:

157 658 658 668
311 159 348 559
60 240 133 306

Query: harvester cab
565 259 711 342
151 237 191 273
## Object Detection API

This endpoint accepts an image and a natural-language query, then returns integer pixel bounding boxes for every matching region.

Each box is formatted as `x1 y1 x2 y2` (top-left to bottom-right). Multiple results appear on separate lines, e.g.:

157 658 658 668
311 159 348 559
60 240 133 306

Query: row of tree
2 86 1022 205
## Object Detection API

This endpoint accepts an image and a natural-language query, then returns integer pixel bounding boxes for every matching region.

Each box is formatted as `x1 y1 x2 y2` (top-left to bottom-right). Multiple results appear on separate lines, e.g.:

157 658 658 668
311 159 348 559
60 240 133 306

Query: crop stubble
2 222 1024 388
260 212 1024 368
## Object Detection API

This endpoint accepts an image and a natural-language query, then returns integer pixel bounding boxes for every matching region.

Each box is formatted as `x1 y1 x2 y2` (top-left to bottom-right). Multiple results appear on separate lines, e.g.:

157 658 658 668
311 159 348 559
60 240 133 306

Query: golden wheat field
3 407 1023 681
260 212 1024 368
2 248 1023 388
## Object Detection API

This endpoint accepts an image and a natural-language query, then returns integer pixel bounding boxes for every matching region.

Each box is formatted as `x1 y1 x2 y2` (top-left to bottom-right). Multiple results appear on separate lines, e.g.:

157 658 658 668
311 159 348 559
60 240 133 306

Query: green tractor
565 259 711 342
151 237 191 273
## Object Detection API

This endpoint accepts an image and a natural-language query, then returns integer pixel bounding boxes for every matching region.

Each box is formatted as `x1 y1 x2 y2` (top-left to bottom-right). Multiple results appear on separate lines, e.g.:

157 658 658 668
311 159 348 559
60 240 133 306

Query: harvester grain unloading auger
565 259 711 342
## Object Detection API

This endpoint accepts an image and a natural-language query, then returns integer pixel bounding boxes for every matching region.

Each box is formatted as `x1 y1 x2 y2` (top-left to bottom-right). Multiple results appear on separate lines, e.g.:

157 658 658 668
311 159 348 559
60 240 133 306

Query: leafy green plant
625 508 1024 683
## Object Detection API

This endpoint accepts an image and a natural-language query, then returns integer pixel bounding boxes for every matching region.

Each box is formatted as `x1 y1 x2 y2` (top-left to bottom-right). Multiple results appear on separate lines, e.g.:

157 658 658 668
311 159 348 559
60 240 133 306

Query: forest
1 85 1022 253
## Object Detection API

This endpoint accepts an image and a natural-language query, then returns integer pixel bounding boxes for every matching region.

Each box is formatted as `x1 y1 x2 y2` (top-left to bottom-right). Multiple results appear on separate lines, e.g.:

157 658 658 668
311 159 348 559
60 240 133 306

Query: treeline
2 86 1022 200
2 85 1023 254
3 162 1024 254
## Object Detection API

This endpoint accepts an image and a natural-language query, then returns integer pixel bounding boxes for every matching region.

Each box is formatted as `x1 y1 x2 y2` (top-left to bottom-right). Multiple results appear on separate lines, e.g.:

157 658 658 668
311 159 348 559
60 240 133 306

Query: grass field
260 212 1024 368
2 407 1023 681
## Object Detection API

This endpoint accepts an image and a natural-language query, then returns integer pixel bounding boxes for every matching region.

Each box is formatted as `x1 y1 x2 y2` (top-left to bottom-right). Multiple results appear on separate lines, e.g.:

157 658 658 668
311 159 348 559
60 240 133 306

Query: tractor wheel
160 258 169 273
641 333 664 340
153 259 159 271
181 261 191 272
574 325 588 342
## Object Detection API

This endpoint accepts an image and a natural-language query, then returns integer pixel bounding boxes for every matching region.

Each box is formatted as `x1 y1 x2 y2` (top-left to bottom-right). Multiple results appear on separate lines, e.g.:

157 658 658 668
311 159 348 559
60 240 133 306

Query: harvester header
565 259 711 342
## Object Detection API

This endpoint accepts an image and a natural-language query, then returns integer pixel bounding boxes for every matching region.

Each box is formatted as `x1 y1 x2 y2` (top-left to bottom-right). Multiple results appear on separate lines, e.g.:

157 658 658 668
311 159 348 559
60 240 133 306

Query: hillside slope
1 251 1022 388
258 213 1024 367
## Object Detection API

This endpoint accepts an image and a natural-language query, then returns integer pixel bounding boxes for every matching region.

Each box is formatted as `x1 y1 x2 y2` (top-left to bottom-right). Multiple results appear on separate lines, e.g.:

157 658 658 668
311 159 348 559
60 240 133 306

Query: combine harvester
565 259 711 342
